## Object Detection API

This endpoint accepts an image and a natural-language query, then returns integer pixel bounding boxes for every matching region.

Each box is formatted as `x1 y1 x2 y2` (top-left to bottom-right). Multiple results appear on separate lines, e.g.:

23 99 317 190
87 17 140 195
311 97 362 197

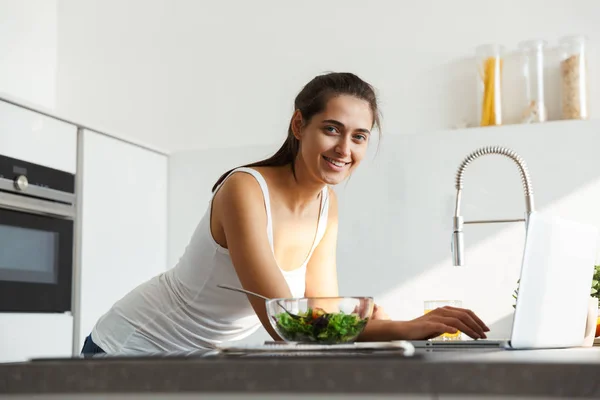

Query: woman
82 72 488 355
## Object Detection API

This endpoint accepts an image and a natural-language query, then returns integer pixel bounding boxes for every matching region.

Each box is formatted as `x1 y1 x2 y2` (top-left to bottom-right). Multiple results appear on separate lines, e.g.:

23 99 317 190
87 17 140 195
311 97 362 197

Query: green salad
273 307 368 343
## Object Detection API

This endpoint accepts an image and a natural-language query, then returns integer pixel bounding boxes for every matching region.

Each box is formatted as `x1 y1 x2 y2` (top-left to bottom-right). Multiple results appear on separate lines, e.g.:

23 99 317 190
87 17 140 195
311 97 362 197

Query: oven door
0 205 73 313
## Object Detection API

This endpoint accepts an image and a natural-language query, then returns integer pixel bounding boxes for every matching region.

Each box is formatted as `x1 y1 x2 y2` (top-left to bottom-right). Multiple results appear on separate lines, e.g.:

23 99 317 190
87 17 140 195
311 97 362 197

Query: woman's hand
359 306 489 342
372 304 390 320
407 306 490 340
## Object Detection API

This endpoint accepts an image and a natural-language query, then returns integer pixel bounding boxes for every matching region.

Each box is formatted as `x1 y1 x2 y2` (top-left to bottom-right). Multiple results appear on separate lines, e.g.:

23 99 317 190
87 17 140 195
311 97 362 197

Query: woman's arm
216 173 292 341
359 306 490 341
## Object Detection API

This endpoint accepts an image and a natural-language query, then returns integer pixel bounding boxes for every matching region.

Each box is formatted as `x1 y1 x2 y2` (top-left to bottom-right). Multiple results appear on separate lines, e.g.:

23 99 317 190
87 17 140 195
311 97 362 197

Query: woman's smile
322 155 351 171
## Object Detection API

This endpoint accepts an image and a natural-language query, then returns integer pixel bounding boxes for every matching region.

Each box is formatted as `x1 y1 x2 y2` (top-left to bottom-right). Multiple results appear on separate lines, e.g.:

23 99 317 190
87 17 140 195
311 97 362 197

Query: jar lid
558 35 588 46
518 39 547 51
475 43 506 56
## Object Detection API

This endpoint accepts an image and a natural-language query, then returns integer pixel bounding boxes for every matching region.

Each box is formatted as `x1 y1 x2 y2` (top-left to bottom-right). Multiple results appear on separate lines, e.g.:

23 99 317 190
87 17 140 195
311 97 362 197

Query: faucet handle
451 231 464 266
452 216 464 266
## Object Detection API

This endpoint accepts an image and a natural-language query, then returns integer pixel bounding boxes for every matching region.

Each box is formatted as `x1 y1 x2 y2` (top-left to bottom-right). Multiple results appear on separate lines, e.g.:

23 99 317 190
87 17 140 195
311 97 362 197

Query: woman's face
294 95 373 186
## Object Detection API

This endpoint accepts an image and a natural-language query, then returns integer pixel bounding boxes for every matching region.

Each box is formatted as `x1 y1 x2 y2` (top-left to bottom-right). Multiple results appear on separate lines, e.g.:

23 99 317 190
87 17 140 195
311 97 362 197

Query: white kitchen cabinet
0 100 76 363
0 314 73 363
77 129 168 352
0 99 77 173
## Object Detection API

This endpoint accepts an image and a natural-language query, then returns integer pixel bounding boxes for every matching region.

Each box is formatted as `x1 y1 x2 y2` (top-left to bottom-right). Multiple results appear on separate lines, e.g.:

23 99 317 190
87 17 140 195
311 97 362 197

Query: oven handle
0 191 75 219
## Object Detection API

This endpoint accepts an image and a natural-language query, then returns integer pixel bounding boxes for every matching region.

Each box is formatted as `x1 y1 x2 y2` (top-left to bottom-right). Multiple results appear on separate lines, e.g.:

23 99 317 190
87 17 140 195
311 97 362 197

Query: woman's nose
335 137 351 157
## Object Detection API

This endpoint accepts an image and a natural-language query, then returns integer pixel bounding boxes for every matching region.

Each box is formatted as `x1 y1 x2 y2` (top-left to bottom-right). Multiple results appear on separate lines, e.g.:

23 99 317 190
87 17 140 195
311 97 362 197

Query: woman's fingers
443 307 487 338
405 306 490 340
425 322 458 339
436 316 481 339
431 306 488 338
444 306 490 331
465 308 490 332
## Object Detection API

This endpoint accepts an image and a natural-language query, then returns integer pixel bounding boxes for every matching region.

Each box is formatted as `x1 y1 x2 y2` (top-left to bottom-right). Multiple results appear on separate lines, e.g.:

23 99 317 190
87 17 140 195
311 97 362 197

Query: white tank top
91 167 330 354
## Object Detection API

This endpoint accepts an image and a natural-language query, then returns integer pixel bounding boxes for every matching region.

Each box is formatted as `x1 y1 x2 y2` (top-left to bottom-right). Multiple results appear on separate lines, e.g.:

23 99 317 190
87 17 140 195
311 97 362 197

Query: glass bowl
265 296 374 344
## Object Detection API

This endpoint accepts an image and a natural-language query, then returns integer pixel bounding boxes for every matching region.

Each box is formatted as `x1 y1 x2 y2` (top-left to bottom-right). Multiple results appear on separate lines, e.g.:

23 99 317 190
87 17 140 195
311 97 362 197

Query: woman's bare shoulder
248 165 280 182
214 170 264 203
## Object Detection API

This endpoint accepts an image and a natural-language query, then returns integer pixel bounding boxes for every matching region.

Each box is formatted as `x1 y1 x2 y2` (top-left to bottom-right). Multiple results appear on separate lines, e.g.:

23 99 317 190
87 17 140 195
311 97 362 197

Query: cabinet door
0 314 73 363
78 130 167 350
0 100 77 173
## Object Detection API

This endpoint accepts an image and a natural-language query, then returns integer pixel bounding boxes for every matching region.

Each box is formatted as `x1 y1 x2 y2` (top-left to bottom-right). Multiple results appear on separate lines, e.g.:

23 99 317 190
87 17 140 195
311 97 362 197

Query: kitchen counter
2 346 600 399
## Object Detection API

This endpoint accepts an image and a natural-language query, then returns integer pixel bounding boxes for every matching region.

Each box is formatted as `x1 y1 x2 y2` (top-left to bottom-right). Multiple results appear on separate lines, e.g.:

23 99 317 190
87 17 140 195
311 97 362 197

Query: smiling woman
82 72 489 356
211 72 380 191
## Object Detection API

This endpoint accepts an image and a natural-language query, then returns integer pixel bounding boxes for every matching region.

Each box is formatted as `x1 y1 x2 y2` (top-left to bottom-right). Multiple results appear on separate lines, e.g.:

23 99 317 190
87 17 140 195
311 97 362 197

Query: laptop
412 211 599 350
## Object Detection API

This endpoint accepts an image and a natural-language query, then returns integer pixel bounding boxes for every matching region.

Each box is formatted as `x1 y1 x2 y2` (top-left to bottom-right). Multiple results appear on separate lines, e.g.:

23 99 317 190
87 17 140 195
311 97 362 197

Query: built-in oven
0 153 75 313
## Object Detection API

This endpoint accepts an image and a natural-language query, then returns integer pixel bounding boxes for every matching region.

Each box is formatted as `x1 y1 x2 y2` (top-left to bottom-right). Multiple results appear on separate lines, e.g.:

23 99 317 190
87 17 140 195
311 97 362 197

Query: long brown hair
211 72 381 192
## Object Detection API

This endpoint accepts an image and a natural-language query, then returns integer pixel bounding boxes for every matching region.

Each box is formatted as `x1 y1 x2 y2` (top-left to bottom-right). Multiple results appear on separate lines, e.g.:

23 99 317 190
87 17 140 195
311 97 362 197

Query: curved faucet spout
452 146 535 266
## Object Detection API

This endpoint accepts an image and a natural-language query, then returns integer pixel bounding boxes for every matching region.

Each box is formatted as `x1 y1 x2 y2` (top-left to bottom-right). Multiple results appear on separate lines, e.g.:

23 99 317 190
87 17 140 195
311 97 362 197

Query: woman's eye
353 134 367 141
324 126 338 134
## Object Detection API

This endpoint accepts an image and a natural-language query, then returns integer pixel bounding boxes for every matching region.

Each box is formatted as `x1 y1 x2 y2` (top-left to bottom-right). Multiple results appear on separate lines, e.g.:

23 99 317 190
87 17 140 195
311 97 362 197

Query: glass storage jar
518 39 547 123
559 35 589 120
476 44 505 126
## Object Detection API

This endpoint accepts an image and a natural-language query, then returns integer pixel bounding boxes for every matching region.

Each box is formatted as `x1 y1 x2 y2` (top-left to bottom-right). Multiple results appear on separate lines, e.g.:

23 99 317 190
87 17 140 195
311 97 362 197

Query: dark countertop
2 347 600 397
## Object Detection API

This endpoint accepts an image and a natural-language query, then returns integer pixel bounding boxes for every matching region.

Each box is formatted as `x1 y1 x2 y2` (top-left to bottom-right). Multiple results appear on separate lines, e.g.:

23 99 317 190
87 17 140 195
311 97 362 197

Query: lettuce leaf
274 308 368 343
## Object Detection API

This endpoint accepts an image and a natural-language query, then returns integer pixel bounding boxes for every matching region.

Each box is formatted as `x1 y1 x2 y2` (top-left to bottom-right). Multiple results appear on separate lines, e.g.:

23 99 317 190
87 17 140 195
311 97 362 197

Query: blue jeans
81 334 106 356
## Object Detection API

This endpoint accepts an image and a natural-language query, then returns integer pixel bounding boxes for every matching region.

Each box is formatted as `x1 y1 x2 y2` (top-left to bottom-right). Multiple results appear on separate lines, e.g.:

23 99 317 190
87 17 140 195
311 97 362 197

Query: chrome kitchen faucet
451 146 535 266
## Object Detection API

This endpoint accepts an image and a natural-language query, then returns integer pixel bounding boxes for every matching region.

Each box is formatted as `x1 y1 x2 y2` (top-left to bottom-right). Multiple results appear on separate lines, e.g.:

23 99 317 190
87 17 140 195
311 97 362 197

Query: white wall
0 0 57 110
56 0 600 153
168 120 600 342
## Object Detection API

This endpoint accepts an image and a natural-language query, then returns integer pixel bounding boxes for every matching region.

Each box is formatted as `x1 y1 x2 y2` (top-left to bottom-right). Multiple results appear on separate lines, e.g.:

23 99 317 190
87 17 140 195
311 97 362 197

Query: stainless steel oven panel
0 190 75 219
0 177 75 205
